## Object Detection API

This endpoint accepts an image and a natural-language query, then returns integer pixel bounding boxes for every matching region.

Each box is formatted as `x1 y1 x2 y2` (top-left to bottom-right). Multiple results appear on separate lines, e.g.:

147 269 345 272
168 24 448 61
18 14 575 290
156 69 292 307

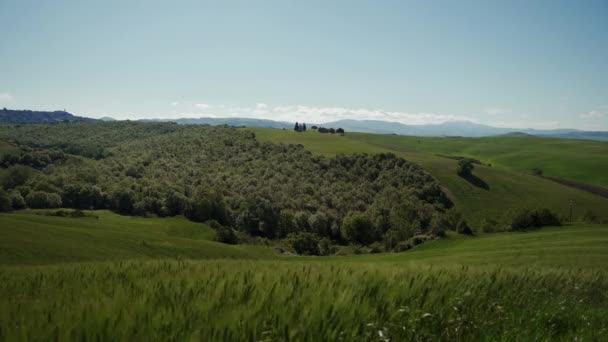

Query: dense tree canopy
0 122 453 246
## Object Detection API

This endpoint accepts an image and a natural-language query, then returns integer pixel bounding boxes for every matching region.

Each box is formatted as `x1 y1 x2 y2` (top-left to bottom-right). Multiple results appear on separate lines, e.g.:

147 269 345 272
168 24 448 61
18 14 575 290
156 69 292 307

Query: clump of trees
317 127 344 134
510 208 561 230
456 159 474 177
294 122 307 132
0 122 455 251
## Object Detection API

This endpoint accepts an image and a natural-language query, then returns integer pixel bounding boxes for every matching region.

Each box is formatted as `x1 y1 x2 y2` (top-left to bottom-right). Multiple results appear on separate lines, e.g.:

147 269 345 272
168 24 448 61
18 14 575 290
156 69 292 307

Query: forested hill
0 108 97 124
0 122 453 248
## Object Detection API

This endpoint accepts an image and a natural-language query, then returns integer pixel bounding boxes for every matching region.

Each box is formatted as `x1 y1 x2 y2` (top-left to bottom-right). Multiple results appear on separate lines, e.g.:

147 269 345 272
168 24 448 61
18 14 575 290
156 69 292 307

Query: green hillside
0 210 276 265
348 133 608 188
250 128 608 226
1 211 608 340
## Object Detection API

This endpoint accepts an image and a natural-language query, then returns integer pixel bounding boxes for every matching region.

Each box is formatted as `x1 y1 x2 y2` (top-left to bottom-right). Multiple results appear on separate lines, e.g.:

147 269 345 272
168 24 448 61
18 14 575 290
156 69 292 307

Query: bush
456 219 474 235
456 159 474 177
410 235 431 246
531 168 543 176
481 218 499 233
368 241 384 253
510 208 561 231
215 225 238 244
395 241 413 252
9 191 26 210
287 232 320 255
70 209 85 218
318 238 334 256
582 210 600 224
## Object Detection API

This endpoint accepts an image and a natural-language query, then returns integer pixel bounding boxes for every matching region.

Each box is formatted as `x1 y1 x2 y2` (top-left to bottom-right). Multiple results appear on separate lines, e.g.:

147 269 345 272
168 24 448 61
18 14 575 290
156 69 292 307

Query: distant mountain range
1 109 606 140
139 117 291 129
0 108 96 124
318 119 608 140
139 117 608 140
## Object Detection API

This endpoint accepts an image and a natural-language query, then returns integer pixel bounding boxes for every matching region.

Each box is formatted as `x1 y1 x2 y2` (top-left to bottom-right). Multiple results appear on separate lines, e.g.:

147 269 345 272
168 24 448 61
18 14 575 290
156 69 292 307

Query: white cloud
490 120 562 129
484 107 511 116
170 101 180 107
195 103 211 110
190 103 473 125
0 93 14 102
580 110 606 119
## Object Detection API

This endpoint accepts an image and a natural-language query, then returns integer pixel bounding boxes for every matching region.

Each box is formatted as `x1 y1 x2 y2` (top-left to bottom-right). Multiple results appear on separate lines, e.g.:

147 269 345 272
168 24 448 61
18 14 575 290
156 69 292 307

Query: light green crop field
1 212 608 340
348 133 608 188
250 128 608 226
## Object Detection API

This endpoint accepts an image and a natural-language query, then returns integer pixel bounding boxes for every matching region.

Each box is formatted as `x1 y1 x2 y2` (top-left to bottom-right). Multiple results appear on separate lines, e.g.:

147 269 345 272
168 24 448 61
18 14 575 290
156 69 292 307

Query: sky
1 0 607 130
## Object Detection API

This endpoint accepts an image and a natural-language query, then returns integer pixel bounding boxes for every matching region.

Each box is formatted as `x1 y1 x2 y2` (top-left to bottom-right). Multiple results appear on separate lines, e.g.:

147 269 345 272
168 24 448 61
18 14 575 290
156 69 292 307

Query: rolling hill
0 108 97 124
250 128 608 226
345 132 608 188
0 210 275 265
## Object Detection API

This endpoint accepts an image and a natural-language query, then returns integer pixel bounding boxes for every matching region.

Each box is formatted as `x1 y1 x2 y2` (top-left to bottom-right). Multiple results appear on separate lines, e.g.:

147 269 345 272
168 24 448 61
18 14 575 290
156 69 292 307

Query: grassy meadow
1 212 608 340
251 128 608 226
347 132 608 188
0 210 275 265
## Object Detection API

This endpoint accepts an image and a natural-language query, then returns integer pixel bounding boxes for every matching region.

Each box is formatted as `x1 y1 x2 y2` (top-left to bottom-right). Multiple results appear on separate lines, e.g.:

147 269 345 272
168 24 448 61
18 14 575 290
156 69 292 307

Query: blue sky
1 0 607 129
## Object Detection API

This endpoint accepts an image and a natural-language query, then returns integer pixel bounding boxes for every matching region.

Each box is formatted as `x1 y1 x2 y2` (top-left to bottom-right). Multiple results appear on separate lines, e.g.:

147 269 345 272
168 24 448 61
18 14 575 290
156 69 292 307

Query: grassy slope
0 210 276 265
1 212 608 340
251 128 608 225
351 225 608 270
348 133 608 188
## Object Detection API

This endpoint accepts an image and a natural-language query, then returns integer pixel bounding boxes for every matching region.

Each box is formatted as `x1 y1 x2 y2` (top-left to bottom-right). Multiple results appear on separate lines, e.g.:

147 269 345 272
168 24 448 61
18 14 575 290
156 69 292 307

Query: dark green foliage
368 241 384 253
531 168 544 176
287 232 321 255
395 240 413 252
2 165 36 189
336 128 345 134
25 191 62 208
582 210 600 224
481 218 499 233
0 189 11 212
9 191 26 209
510 208 561 230
0 122 451 244
341 212 374 245
456 219 474 235
213 223 238 244
457 159 474 177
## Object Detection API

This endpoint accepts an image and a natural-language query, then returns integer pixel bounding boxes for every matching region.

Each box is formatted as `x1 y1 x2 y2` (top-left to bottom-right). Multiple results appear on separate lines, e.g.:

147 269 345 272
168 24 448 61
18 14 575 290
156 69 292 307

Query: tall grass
1 260 606 341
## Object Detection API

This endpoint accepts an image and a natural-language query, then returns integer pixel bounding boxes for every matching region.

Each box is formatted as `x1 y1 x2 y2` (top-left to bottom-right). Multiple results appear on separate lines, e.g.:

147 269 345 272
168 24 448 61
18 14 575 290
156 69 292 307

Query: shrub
70 209 85 218
456 159 474 177
531 168 543 176
410 235 431 246
510 208 561 230
456 219 474 235
368 241 384 253
287 232 321 255
318 238 334 256
215 225 238 244
395 241 413 252
582 210 600 224
481 218 499 233
9 191 26 209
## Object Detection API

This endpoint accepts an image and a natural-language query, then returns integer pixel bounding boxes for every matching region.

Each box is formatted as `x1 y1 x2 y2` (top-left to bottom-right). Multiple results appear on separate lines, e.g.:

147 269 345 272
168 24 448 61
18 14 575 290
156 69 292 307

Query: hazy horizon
1 0 607 130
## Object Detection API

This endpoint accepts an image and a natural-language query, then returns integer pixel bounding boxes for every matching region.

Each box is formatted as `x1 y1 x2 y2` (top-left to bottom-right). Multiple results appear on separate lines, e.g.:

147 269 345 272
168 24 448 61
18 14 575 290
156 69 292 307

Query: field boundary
543 176 608 199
